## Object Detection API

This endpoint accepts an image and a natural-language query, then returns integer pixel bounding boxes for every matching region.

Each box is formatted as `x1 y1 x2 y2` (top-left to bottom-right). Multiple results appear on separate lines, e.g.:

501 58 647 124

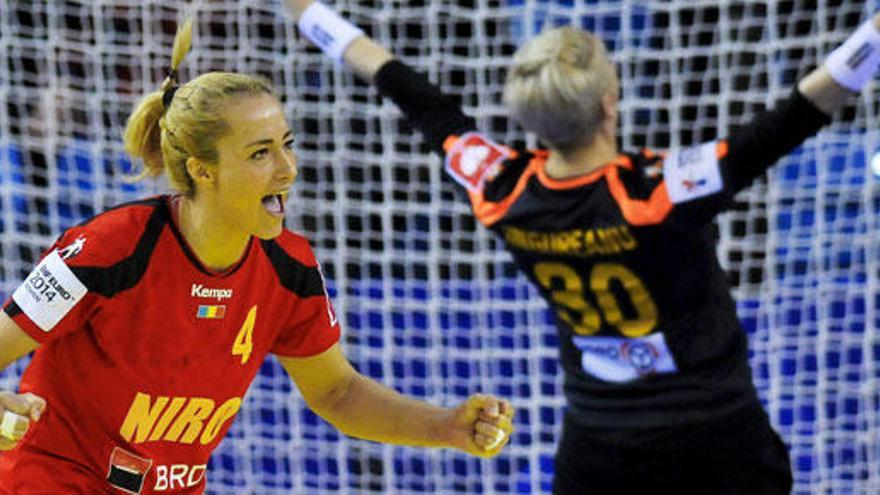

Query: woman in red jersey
285 1 880 494
0 18 512 495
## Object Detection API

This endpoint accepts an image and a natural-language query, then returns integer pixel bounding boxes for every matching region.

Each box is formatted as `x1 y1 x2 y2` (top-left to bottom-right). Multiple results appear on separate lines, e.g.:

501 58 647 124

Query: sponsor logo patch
107 447 152 495
573 333 678 383
663 141 723 204
12 249 88 332
190 284 233 301
444 132 511 193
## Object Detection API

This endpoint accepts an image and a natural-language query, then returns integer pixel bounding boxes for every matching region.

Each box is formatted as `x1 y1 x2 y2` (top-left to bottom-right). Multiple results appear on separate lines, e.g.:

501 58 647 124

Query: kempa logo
190 284 233 301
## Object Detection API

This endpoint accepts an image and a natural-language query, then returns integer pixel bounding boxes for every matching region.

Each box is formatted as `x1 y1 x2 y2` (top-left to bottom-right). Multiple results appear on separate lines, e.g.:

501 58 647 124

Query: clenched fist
0 391 45 451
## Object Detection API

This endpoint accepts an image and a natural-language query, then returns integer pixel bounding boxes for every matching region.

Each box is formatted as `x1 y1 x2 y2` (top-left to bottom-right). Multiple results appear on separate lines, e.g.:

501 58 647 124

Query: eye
250 148 269 161
284 139 295 151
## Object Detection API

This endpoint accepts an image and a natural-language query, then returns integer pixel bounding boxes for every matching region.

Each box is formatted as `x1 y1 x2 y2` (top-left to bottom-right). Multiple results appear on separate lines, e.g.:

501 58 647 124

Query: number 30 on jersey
533 262 658 337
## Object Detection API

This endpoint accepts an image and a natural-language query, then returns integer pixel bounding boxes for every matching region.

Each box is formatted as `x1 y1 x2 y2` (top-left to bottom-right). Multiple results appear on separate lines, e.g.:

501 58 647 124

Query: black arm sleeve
373 60 477 155
725 87 832 194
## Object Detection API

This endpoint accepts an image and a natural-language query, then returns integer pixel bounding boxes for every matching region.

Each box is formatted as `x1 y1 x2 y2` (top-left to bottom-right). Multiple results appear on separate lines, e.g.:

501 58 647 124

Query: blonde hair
503 26 616 153
123 18 276 195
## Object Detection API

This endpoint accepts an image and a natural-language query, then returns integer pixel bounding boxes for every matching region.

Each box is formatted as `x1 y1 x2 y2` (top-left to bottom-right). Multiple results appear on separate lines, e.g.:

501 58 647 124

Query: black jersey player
285 2 880 493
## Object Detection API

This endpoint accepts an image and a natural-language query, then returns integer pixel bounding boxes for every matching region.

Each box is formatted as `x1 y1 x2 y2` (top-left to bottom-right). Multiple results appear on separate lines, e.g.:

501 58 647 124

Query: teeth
262 194 283 215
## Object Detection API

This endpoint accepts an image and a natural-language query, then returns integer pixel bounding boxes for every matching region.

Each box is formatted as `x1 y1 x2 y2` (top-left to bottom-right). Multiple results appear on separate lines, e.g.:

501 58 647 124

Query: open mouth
261 194 285 216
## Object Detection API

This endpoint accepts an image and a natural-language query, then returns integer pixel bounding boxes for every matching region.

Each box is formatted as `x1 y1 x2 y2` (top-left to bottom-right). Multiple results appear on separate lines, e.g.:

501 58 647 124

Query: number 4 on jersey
232 305 257 365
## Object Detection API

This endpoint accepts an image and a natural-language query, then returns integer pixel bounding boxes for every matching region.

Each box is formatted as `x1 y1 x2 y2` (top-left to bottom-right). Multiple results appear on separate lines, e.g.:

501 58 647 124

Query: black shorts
553 403 792 495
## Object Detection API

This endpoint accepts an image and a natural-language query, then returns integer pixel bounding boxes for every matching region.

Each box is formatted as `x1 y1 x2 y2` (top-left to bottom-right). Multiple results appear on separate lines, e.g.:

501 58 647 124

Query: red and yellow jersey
374 60 831 428
0 196 340 494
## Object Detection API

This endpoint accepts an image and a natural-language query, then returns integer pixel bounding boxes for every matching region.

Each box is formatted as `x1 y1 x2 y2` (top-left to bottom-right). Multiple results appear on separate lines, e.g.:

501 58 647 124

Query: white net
0 1 879 493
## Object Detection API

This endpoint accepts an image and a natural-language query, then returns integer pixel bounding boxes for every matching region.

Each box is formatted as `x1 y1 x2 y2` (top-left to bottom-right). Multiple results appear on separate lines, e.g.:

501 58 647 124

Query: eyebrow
244 131 294 148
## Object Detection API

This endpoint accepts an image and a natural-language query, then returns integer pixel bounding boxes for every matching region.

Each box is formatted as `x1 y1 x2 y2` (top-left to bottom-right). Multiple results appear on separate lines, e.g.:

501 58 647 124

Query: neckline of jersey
164 195 254 278
534 153 633 190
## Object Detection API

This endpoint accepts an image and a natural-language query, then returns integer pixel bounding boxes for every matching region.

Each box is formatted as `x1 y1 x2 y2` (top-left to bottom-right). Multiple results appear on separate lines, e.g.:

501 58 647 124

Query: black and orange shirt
374 60 831 427
0 196 340 494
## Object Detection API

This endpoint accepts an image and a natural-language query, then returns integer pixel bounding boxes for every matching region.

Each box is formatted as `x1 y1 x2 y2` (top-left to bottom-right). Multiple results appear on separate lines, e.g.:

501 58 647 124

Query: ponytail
123 18 193 181
123 16 276 195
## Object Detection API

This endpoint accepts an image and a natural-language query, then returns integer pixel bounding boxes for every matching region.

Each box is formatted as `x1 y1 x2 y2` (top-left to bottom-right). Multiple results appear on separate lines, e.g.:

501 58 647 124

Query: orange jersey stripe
604 163 673 227
535 154 609 190
469 159 539 227
715 139 729 159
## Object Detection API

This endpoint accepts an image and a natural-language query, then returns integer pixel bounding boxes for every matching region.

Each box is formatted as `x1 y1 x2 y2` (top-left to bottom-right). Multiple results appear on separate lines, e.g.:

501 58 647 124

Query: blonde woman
0 18 513 494
286 2 880 493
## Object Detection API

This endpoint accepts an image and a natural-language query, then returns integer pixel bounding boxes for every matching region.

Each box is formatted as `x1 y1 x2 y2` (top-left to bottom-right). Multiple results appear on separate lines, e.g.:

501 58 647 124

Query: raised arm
798 13 880 115
718 12 880 195
285 0 475 154
278 344 513 458
285 0 391 82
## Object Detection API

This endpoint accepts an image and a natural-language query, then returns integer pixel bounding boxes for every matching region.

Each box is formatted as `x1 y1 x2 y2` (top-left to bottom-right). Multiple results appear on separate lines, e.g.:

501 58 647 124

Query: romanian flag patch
196 305 226 319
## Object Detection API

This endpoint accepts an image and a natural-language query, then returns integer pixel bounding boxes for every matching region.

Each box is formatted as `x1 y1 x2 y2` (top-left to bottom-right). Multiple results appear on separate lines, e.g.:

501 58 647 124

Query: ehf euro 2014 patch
663 141 724 204
12 249 88 332
573 333 678 383
107 447 152 494
445 132 512 193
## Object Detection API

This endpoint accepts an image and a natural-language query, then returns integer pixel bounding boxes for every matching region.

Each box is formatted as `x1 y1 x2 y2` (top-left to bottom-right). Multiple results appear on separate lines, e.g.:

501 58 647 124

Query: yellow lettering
232 306 257 365
148 397 187 442
584 230 601 256
119 393 245 446
616 226 638 250
525 231 546 251
506 226 636 257
119 393 169 444
591 263 658 337
597 228 621 254
534 262 601 335
200 398 243 445
569 231 583 252
164 398 215 444
503 227 522 249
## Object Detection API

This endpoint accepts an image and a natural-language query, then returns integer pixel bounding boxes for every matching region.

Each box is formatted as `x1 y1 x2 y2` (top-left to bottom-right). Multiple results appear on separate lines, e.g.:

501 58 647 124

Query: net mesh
1 1 879 493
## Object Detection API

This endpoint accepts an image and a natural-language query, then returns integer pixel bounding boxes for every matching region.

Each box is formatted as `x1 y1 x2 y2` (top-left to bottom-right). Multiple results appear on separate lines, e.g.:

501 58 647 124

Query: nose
276 148 298 184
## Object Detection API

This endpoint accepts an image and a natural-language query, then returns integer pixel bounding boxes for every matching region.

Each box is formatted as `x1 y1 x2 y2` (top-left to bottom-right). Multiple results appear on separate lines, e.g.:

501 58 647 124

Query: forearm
313 371 453 447
799 12 880 115
726 13 880 192
343 37 395 83
797 68 855 116
287 0 472 152
285 0 393 82
0 311 38 371
374 61 475 153
722 88 830 193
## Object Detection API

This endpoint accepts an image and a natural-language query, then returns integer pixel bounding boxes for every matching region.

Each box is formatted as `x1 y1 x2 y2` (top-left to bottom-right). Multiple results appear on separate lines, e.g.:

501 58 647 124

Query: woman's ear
186 156 215 186
601 89 619 134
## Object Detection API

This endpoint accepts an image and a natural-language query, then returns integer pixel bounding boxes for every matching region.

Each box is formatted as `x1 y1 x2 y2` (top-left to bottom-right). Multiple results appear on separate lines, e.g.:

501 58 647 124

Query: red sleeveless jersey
0 196 340 494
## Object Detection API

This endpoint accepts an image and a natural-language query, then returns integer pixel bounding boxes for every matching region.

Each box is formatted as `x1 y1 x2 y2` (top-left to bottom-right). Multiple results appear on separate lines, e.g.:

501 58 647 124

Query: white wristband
298 2 365 64
824 20 880 92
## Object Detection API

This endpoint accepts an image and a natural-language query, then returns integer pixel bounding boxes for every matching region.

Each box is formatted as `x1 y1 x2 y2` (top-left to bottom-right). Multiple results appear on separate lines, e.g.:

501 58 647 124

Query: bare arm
285 0 393 82
278 344 512 457
0 311 46 451
0 312 38 371
798 12 880 115
798 69 854 116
